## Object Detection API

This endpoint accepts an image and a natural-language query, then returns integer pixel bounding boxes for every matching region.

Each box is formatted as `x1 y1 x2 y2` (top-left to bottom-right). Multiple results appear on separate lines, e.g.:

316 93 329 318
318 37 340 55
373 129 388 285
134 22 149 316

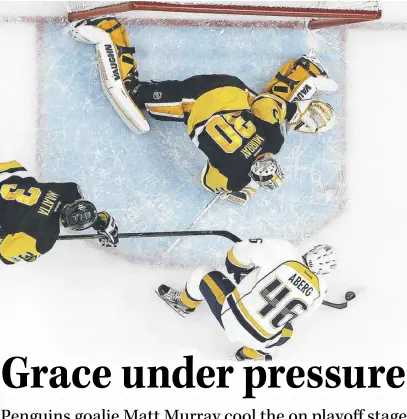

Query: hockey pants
131 74 253 123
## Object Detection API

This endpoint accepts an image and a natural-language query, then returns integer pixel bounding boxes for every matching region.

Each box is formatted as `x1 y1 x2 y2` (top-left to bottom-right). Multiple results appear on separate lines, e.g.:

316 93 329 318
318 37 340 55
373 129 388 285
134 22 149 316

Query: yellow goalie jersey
185 84 297 193
0 161 82 264
137 74 298 193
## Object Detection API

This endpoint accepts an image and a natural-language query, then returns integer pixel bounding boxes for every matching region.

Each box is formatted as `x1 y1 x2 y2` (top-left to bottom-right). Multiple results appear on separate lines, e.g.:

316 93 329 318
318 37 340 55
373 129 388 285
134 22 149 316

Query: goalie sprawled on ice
71 17 337 206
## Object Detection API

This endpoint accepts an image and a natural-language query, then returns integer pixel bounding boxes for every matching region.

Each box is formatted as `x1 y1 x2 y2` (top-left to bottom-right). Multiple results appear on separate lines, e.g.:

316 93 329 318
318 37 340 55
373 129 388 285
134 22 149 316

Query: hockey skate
156 285 195 318
298 49 338 93
70 15 120 44
234 347 273 362
71 15 140 89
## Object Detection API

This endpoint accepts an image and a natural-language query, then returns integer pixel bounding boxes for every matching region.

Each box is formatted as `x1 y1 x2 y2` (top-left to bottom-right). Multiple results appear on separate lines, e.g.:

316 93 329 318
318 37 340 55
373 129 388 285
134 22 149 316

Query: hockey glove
225 254 256 284
226 264 255 284
94 211 119 247
288 99 336 134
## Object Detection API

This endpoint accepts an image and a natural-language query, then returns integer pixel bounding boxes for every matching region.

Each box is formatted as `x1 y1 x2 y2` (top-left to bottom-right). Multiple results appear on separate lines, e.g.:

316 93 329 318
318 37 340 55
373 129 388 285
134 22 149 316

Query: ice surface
3 2 407 410
39 20 345 266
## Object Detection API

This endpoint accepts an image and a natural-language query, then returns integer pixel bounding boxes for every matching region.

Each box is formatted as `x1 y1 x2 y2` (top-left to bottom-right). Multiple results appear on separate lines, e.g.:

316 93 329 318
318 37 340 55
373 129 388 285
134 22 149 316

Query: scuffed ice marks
40 22 345 266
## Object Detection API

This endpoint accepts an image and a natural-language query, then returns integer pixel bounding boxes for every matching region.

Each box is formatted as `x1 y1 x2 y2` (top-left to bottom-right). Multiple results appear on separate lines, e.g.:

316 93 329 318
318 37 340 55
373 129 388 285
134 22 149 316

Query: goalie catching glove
263 51 337 135
288 100 336 134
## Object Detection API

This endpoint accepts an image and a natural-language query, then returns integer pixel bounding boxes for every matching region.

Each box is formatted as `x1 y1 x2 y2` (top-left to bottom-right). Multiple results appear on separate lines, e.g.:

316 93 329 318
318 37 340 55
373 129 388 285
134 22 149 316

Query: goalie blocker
70 18 150 134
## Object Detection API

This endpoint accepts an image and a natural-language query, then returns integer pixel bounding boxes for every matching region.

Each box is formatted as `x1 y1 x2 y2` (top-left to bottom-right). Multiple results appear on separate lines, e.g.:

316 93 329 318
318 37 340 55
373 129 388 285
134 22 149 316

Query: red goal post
66 1 382 30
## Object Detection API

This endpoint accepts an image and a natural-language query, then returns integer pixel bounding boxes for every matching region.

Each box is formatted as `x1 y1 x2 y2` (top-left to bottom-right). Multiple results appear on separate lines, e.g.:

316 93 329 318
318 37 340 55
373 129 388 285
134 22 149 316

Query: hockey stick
165 194 221 254
322 291 356 310
59 227 351 309
59 229 241 243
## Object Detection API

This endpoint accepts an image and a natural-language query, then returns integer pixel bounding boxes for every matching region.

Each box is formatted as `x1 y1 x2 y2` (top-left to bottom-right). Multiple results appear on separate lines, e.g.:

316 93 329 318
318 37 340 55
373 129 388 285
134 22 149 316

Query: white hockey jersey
221 238 327 353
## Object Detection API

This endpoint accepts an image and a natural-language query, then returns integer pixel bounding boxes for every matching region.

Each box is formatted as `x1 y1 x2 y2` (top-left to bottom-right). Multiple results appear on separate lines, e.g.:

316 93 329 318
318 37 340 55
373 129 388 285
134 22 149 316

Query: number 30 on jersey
206 113 256 153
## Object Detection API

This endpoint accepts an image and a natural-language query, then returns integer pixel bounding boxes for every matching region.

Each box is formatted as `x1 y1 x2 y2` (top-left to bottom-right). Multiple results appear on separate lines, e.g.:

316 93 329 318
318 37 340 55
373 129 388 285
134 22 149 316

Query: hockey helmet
304 244 337 275
249 153 284 190
61 200 98 231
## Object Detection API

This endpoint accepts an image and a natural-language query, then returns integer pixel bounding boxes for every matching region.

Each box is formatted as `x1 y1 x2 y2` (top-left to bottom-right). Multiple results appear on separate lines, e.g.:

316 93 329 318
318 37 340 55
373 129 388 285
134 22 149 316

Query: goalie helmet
60 200 98 231
304 244 337 276
249 153 284 190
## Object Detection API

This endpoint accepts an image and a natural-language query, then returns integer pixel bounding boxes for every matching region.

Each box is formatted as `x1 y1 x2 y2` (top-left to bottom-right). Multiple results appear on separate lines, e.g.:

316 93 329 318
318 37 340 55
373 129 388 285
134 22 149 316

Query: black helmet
60 200 97 231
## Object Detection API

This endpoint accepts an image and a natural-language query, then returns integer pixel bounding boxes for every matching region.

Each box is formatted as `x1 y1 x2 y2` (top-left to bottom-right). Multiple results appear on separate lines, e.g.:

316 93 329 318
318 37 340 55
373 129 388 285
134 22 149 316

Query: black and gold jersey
188 87 295 193
137 75 296 194
0 161 82 265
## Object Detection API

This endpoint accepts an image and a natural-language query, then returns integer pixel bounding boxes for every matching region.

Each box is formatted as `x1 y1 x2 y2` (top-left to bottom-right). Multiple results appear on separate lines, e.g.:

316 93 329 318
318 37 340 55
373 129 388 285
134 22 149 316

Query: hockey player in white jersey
157 238 337 361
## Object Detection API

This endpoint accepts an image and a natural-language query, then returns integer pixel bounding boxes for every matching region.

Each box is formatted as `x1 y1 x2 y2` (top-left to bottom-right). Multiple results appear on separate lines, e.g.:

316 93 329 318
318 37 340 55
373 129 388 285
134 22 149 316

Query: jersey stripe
0 160 29 182
0 253 14 265
200 162 230 194
0 171 32 184
227 248 251 269
181 287 202 309
232 289 274 338
285 260 320 293
0 161 29 184
187 86 251 137
227 295 268 342
202 274 227 305
251 93 287 124
0 161 25 173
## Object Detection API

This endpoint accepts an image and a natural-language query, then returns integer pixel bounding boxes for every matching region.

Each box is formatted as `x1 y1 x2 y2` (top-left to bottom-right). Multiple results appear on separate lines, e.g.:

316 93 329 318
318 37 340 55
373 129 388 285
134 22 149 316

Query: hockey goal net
67 1 381 30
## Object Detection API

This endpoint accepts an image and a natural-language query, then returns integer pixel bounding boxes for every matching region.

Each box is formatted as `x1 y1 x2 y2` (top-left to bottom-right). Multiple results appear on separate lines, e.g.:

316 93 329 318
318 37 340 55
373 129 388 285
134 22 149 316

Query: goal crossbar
67 1 382 29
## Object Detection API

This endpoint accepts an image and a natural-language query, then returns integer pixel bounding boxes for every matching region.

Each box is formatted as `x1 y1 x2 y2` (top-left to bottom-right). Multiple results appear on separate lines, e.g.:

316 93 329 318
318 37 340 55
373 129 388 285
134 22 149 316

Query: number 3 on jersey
1 184 41 206
206 113 256 153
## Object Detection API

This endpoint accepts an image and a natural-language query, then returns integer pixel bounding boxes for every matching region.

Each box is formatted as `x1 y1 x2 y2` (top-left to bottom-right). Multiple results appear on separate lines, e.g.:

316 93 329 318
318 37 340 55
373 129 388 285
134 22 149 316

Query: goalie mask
304 244 337 276
60 200 98 231
249 153 284 190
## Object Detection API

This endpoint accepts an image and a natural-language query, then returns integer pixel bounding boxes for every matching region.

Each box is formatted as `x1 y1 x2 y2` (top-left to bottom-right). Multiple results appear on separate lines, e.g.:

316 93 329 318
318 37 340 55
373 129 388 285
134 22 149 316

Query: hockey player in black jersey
0 161 119 265
71 17 337 205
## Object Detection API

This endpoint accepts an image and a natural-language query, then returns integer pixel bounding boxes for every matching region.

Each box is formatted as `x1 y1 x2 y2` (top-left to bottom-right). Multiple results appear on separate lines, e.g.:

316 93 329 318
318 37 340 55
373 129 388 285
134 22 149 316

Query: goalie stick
165 194 221 254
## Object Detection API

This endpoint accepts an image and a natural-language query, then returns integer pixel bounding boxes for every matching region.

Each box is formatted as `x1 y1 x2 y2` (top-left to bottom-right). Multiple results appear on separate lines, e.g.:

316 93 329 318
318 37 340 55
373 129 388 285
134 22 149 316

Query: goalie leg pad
70 18 150 134
262 50 338 103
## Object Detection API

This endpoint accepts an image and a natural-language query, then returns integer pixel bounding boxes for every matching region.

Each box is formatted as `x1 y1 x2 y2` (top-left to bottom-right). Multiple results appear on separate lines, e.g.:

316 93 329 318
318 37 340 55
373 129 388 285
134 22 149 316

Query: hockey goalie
71 17 338 206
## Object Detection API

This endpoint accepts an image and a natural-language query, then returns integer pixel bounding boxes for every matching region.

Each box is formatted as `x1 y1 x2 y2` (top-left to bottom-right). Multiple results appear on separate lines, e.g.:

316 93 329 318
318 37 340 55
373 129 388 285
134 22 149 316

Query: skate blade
155 291 187 318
